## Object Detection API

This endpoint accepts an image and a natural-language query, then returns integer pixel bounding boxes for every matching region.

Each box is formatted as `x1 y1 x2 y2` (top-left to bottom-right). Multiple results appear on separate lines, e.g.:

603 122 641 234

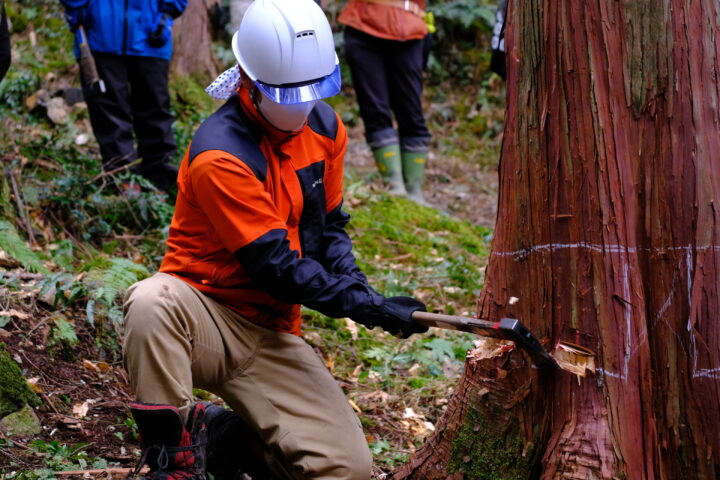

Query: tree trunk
171 0 221 81
392 1 720 479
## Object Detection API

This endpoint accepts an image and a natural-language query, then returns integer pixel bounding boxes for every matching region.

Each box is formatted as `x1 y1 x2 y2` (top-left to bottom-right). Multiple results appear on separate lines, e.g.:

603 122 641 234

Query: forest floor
0 114 501 479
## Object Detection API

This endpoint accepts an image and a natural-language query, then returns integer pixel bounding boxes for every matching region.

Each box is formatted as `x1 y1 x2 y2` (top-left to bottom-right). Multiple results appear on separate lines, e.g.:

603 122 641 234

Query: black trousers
344 26 431 152
83 53 177 190
0 4 10 82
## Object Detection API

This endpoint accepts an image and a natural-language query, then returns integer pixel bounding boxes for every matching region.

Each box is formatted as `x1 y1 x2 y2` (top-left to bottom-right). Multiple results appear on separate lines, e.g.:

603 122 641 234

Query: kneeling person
122 1 427 479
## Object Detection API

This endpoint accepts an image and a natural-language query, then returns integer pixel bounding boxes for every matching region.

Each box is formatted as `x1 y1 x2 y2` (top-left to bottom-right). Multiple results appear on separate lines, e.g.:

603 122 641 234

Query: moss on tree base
449 407 533 480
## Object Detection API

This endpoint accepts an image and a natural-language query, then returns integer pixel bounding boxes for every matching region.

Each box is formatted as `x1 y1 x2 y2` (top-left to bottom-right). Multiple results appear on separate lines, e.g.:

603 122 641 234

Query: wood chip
553 342 596 377
467 337 514 360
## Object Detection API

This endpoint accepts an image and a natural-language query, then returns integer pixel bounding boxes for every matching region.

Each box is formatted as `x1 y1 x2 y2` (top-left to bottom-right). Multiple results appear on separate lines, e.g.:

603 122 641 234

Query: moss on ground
346 194 491 310
0 343 40 418
169 72 218 119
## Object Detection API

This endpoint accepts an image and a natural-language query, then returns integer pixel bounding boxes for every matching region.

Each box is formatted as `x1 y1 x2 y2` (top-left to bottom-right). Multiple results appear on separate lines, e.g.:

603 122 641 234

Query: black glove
353 296 428 339
148 13 171 47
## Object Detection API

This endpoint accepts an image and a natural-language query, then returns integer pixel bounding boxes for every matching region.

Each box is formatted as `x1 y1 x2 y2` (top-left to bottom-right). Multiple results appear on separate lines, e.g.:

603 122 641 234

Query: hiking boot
127 402 208 480
204 404 278 480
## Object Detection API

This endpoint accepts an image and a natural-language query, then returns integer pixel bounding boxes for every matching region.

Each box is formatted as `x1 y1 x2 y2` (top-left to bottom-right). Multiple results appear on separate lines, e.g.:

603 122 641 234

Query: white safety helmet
232 0 341 105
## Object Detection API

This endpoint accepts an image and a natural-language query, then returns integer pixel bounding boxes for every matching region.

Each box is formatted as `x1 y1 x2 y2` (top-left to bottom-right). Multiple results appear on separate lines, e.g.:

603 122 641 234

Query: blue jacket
60 0 188 60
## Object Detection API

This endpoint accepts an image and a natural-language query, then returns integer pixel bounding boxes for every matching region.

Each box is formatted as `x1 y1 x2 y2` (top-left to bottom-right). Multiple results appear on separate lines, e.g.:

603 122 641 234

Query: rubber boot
372 144 407 196
402 150 428 205
127 402 208 480
205 404 278 480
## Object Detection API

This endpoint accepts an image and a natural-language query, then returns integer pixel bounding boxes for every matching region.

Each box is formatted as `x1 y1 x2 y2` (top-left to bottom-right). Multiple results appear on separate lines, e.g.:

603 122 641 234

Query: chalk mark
491 242 720 381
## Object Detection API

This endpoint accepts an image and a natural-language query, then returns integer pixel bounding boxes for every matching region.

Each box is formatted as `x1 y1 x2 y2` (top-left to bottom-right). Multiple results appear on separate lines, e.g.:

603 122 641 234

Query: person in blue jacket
60 0 188 192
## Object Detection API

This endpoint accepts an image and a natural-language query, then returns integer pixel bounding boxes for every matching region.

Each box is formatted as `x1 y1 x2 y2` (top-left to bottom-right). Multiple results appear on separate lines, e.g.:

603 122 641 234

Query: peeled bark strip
394 1 719 478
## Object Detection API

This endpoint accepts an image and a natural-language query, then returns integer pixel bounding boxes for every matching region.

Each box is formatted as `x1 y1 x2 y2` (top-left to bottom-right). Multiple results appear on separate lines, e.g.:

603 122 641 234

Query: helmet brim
254 64 342 105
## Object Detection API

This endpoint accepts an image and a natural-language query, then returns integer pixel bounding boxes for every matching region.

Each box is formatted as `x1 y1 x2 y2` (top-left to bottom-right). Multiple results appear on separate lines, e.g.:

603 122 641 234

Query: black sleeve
0 4 11 82
235 229 383 319
317 204 368 284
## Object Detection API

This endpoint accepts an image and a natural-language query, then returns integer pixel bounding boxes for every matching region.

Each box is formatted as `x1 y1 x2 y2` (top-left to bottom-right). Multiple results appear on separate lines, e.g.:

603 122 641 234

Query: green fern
84 257 150 309
0 219 49 273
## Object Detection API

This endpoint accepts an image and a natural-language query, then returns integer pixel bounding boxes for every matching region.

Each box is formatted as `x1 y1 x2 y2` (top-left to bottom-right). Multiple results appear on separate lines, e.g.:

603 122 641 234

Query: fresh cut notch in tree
391 0 720 479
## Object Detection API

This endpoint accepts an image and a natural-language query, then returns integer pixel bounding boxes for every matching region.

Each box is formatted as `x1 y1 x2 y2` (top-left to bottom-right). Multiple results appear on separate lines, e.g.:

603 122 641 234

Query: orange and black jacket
160 86 385 335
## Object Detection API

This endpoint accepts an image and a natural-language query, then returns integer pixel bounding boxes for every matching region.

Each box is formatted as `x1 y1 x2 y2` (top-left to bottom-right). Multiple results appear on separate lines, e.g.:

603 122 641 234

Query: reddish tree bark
393 1 719 478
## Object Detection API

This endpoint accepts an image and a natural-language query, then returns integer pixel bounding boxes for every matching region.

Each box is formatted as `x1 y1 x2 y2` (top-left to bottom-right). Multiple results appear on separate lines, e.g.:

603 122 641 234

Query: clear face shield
254 64 342 105
253 63 341 131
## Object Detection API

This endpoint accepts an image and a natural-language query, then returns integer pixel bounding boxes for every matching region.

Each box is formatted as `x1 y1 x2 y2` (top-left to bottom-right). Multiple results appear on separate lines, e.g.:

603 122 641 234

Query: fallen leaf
344 318 358 341
324 355 334 373
355 391 393 410
407 362 421 376
403 407 417 419
72 399 97 418
96 361 111 372
83 359 101 373
301 331 322 345
27 377 42 393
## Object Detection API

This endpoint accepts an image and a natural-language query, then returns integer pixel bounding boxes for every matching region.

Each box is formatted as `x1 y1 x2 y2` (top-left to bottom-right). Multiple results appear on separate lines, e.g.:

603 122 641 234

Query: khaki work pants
122 273 372 480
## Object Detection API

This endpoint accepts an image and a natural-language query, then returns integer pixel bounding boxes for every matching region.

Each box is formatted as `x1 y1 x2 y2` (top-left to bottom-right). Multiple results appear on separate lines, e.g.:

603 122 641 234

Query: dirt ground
0 311 138 475
343 124 499 228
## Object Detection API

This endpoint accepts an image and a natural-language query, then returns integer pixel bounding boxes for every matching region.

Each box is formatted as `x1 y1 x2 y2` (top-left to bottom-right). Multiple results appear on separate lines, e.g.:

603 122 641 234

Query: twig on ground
0 431 33 451
0 445 30 465
113 234 143 241
6 167 35 244
40 391 61 415
53 467 148 476
0 256 22 269
0 271 45 281
19 352 62 415
89 157 139 184
45 209 94 258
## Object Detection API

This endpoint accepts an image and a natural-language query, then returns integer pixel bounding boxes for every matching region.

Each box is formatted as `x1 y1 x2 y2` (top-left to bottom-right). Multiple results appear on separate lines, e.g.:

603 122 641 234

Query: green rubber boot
372 144 407 196
402 150 428 205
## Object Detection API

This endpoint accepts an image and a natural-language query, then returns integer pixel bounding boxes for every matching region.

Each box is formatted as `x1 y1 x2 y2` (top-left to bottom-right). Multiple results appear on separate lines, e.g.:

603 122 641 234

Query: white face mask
257 91 318 132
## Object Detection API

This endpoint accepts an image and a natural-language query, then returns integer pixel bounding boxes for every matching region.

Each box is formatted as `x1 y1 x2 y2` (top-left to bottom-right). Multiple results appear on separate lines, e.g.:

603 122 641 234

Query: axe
76 25 106 97
412 311 559 369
